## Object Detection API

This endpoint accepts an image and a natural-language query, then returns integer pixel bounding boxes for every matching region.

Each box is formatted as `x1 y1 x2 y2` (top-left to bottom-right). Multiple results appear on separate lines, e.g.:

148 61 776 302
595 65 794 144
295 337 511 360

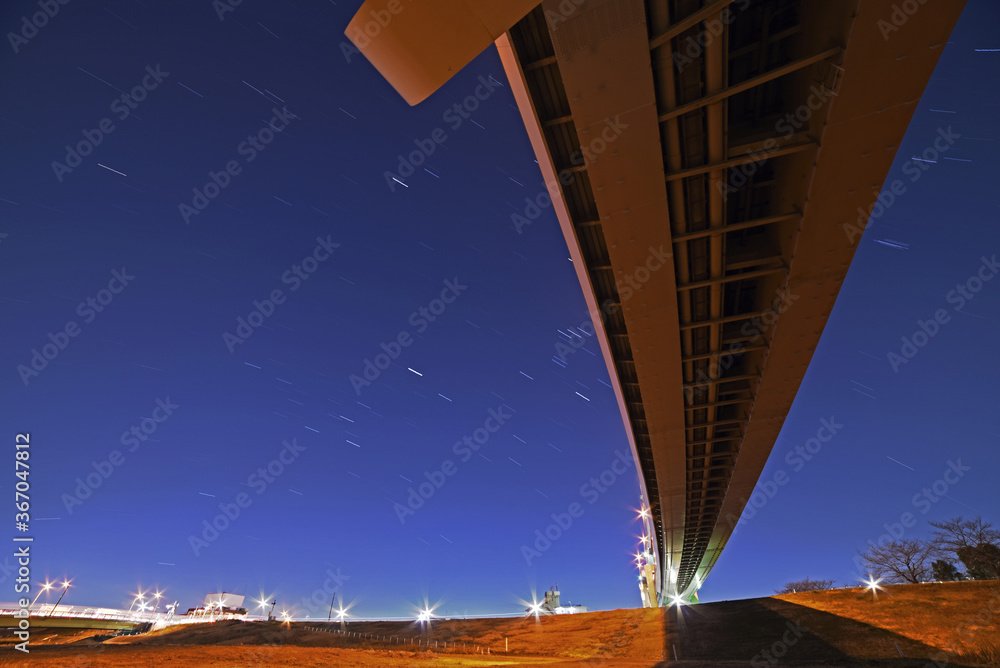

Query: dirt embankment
5 581 998 667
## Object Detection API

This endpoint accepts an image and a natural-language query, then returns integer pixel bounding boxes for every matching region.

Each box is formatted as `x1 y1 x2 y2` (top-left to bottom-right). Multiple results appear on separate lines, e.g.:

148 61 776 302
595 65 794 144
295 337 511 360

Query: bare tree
930 516 1000 553
858 539 936 584
930 516 1000 579
775 578 835 594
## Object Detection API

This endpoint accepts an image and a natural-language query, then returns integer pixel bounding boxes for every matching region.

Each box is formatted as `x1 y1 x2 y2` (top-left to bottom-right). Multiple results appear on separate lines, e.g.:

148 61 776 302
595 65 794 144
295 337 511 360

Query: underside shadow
653 596 989 667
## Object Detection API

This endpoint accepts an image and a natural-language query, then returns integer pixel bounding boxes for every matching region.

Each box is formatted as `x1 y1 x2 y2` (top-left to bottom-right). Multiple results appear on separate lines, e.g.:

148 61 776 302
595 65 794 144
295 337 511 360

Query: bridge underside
347 0 966 601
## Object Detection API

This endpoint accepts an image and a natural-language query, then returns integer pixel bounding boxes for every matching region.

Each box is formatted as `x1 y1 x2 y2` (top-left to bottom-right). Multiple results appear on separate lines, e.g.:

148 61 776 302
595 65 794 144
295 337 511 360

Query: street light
47 580 72 618
151 590 164 614
128 588 147 614
30 580 54 609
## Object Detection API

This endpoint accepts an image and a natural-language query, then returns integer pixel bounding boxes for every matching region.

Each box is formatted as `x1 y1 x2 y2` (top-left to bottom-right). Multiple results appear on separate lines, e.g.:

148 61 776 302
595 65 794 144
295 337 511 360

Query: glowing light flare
863 575 883 600
413 597 440 623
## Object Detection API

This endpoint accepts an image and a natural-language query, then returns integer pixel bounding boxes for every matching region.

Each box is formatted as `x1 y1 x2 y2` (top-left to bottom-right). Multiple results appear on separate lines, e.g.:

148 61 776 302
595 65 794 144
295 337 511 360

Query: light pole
128 590 145 614
47 580 72 618
337 606 347 631
30 581 54 609
150 590 163 616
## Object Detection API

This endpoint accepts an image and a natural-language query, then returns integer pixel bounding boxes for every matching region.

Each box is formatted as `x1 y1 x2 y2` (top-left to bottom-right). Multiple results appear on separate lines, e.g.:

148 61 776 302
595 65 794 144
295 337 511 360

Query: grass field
776 580 1000 665
3 581 997 667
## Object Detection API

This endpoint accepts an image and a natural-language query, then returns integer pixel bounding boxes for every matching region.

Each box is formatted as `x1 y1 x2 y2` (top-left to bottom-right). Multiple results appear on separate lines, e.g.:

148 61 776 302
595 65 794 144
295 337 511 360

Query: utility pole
328 592 336 622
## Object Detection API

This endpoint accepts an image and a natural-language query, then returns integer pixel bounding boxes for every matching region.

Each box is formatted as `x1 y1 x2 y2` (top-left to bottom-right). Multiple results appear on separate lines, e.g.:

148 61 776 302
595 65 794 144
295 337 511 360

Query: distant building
537 585 588 615
185 592 247 619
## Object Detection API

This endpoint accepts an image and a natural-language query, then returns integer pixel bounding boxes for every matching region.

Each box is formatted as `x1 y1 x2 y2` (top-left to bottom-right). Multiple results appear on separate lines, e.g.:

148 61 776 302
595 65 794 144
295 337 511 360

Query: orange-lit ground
4 582 998 667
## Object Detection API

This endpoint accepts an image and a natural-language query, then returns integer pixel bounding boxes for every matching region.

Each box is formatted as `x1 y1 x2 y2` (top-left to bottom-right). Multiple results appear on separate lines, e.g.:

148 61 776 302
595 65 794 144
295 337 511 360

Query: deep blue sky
1 0 997 618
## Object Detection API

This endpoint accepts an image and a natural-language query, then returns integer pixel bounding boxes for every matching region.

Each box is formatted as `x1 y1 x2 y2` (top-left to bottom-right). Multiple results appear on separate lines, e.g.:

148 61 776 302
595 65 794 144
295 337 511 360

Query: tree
957 543 1000 580
931 516 1000 580
930 559 963 581
930 516 1000 555
775 578 835 594
858 539 936 584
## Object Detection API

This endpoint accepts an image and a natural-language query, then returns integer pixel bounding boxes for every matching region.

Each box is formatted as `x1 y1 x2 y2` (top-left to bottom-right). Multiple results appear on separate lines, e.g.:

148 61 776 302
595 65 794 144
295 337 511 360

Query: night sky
2 0 998 619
